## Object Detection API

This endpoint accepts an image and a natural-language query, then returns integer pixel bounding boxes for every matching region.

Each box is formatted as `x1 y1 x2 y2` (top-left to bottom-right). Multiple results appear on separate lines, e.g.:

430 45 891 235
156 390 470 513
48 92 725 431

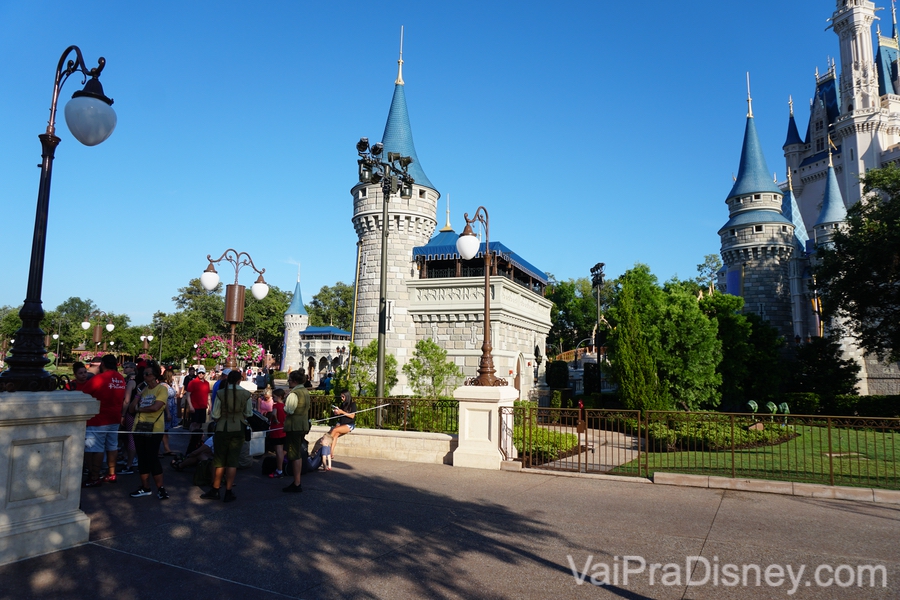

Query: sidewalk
2 454 899 599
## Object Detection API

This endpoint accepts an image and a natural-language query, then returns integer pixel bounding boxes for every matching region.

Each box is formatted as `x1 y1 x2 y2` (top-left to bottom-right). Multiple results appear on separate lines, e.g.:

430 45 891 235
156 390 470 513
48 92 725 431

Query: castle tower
813 150 848 250
350 46 440 392
782 170 811 341
281 276 309 372
833 0 879 114
719 93 797 340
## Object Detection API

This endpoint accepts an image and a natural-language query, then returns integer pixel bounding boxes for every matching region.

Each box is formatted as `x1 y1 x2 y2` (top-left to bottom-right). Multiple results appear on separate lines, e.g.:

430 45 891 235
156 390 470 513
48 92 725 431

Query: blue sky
0 1 856 325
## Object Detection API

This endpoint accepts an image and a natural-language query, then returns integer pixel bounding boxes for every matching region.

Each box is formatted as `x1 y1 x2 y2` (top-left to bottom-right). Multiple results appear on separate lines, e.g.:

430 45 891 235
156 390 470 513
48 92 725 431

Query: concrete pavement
2 454 899 599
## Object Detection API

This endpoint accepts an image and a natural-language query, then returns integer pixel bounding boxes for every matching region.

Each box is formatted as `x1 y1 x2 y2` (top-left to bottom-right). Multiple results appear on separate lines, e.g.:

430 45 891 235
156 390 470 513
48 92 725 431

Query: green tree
333 340 397 397
172 278 225 332
695 253 723 291
786 335 860 400
546 276 598 352
606 266 662 411
816 165 900 362
656 280 722 410
402 338 462 398
307 282 354 331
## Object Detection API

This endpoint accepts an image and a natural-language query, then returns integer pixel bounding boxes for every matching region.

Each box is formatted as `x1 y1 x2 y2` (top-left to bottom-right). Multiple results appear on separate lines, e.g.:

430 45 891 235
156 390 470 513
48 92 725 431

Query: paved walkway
2 454 899 599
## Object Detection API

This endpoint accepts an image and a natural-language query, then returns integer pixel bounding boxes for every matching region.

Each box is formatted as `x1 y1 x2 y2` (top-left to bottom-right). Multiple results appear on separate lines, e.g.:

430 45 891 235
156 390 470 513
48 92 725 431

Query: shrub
513 424 579 463
781 392 820 415
821 394 900 418
545 360 570 389
645 418 797 452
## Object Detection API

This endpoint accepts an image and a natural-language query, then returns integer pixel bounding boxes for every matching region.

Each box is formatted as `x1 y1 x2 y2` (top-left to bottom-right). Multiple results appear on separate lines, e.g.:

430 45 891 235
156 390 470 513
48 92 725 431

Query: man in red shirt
185 366 211 453
81 354 127 486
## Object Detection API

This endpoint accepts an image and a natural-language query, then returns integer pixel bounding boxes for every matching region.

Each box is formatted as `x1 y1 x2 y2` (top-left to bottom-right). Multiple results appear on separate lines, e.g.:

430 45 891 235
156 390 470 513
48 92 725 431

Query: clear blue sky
0 1 849 325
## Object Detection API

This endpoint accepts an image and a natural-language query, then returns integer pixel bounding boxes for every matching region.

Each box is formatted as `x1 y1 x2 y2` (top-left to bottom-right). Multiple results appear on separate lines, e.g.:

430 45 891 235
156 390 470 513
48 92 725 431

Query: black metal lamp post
456 206 507 387
200 249 269 369
0 46 115 391
355 138 415 400
140 333 154 353
335 345 347 368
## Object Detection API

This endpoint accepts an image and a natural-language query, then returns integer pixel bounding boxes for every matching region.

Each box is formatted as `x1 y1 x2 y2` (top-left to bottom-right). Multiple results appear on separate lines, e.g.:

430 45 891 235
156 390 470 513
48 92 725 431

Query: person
200 370 252 502
282 371 310 493
80 354 127 486
118 361 139 474
160 370 178 456
254 369 267 390
255 387 274 415
171 423 215 472
87 355 103 377
266 389 287 478
130 364 170 500
66 362 90 391
328 390 357 462
185 365 211 454
208 369 228 414
178 366 196 426
324 373 334 393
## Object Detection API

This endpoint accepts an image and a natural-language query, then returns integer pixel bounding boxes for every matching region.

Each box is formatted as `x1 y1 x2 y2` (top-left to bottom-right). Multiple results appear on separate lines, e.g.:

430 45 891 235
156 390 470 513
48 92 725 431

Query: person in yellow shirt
130 364 169 500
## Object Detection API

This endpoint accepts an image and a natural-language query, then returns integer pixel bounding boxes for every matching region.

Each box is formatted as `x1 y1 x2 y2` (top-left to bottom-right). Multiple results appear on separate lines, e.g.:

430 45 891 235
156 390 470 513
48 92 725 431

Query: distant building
719 0 900 394
281 276 351 381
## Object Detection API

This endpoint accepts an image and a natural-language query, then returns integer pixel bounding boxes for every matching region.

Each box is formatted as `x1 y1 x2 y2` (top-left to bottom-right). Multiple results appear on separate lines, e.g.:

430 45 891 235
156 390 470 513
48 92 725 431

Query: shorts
285 431 308 461
331 423 355 432
190 408 207 424
321 447 331 456
265 435 285 453
212 430 244 469
85 424 119 452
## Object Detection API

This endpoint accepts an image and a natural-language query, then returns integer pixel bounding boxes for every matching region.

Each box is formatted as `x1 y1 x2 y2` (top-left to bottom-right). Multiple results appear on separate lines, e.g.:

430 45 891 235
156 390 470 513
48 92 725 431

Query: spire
439 193 453 232
285 275 307 316
746 72 753 117
815 152 847 228
728 103 782 199
782 169 809 251
784 96 803 147
395 26 404 85
381 34 436 191
893 0 898 41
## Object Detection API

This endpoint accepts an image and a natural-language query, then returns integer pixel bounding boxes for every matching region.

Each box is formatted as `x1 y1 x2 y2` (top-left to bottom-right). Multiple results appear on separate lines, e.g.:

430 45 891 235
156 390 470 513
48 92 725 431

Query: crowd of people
70 358 355 503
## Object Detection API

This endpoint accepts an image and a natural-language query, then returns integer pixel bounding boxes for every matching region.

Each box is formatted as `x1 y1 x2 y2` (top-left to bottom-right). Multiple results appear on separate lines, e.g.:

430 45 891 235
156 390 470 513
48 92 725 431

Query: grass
611 424 900 489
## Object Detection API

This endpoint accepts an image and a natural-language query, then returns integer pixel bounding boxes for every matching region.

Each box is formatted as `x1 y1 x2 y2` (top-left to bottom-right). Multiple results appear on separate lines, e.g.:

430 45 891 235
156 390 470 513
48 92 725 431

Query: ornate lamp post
355 138 415 399
590 262 605 390
0 46 116 391
200 249 269 368
335 345 347 369
81 311 114 351
140 333 154 354
456 206 506 387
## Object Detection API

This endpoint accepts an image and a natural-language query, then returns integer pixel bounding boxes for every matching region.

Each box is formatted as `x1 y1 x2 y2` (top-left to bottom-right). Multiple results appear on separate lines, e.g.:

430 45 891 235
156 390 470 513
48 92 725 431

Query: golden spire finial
440 193 454 232
746 72 753 117
395 26 405 85
894 0 898 42
827 135 836 167
815 66 820 81
789 95 794 116
787 168 794 192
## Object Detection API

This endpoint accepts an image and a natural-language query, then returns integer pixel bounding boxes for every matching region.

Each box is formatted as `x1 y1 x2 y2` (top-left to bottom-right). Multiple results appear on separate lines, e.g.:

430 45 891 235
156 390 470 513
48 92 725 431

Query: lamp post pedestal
0 391 99 565
452 384 518 470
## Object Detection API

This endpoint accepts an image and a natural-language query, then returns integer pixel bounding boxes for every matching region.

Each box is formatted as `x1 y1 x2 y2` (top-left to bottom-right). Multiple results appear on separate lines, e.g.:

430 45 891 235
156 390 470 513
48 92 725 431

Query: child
308 432 333 471
267 389 287 478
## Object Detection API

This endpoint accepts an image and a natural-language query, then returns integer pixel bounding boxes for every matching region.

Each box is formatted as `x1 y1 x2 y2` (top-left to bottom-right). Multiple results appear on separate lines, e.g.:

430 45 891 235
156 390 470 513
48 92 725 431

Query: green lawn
611 424 900 489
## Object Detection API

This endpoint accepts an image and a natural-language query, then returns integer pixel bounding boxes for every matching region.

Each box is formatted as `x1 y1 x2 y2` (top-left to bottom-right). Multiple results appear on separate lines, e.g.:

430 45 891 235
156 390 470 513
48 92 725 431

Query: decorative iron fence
309 395 458 434
503 407 900 489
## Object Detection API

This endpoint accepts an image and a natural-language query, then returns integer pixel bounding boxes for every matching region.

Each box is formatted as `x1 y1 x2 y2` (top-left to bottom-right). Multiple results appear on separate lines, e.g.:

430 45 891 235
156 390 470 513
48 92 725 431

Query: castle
719 0 900 394
283 49 552 397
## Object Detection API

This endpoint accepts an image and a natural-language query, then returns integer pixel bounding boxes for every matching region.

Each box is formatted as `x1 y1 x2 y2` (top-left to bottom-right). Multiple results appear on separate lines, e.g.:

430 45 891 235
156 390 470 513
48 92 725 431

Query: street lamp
0 46 115 391
81 311 114 351
140 333 154 352
456 206 506 387
200 249 269 368
573 337 593 370
590 263 606 390
335 345 347 369
356 138 415 399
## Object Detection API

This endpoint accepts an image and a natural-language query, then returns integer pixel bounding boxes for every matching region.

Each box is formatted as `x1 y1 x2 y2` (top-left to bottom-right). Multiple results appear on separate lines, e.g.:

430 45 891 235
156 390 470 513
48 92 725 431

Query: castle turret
783 97 805 196
814 150 848 250
832 0 879 114
719 91 796 340
350 44 440 392
281 276 309 372
782 170 811 340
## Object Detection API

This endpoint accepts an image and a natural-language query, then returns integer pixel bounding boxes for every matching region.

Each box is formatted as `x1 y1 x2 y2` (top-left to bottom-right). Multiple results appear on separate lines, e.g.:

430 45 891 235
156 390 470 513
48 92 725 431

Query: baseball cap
197 366 207 373
123 361 136 369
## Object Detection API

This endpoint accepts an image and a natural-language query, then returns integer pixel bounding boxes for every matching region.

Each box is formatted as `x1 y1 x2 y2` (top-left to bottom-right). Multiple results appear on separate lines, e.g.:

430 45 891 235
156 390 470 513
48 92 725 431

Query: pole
376 178 390 426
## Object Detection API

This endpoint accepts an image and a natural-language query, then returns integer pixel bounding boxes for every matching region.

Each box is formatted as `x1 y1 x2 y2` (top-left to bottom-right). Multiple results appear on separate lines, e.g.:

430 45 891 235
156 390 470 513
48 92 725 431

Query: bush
820 394 900 418
781 392 820 415
512 424 579 463
545 360 569 389
645 417 797 452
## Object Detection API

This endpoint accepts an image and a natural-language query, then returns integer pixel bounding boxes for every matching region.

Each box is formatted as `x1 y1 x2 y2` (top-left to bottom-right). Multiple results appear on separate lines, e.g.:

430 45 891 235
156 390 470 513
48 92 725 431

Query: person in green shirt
282 370 310 493
200 370 252 502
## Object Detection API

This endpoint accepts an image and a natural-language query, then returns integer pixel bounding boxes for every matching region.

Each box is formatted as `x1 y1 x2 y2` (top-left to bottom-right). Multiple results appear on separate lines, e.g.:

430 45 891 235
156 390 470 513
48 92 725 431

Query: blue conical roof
728 116 782 199
382 84 435 190
781 188 809 250
784 113 803 147
815 164 847 226
285 280 307 316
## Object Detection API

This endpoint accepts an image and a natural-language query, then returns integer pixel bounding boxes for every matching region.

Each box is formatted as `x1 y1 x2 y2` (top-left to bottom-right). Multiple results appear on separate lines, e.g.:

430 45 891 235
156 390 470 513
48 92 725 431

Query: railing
501 406 642 475
554 347 592 363
309 395 458 434
638 411 900 490
503 407 900 489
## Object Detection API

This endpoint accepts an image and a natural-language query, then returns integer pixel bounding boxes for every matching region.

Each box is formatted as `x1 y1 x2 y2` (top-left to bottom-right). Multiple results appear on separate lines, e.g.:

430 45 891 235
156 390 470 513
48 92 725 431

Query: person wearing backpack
200 370 252 503
282 370 310 493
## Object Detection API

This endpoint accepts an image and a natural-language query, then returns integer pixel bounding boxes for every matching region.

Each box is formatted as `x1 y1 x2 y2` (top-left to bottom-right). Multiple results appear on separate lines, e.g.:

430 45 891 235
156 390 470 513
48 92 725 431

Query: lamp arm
47 46 106 137
206 249 266 285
